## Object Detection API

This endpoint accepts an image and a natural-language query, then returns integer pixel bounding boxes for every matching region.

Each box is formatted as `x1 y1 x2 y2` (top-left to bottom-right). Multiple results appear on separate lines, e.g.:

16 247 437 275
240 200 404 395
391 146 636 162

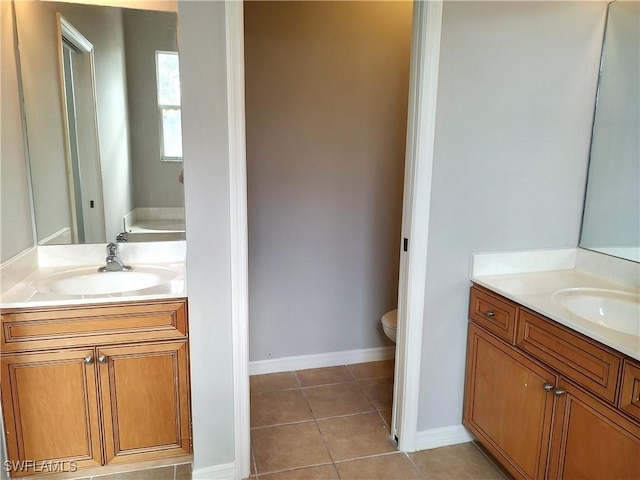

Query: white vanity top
471 248 640 360
0 242 187 308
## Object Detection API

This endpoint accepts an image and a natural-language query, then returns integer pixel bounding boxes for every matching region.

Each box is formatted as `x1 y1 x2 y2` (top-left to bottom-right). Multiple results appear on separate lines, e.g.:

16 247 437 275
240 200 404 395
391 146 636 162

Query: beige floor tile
93 466 174 480
347 360 394 380
250 372 299 394
335 452 421 480
318 412 396 461
252 422 332 474
259 464 340 479
409 442 505 479
175 463 192 480
251 389 314 427
304 382 374 419
359 377 393 411
296 366 354 386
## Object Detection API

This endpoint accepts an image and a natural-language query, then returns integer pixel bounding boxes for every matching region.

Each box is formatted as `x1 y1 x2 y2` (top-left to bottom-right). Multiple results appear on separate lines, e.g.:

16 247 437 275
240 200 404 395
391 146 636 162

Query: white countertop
471 249 640 360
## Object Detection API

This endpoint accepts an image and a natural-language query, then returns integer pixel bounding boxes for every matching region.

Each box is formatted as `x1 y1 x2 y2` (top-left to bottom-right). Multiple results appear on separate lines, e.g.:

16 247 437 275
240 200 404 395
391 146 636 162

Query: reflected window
156 51 182 161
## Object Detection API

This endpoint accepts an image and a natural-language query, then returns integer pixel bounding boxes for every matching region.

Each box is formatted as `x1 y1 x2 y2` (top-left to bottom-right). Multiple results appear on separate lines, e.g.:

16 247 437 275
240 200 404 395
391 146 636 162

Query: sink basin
552 288 640 336
33 266 177 296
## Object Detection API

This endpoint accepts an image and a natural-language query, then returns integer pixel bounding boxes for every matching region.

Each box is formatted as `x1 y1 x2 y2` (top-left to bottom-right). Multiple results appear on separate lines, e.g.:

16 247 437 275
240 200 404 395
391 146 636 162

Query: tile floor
248 360 508 479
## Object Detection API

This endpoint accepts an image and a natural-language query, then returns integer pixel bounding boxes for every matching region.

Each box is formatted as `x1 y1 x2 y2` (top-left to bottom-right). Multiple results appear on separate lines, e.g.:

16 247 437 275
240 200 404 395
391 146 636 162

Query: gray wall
245 1 412 361
123 9 184 208
581 0 640 249
417 1 607 432
178 0 235 470
1 1 34 262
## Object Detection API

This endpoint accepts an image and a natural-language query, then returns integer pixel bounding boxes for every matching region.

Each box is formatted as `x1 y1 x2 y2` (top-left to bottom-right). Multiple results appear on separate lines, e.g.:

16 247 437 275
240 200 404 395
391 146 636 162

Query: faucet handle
116 232 128 243
106 242 118 256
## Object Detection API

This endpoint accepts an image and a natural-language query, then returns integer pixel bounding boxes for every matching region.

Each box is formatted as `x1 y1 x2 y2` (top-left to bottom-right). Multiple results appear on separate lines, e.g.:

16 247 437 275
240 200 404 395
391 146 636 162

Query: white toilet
381 309 397 343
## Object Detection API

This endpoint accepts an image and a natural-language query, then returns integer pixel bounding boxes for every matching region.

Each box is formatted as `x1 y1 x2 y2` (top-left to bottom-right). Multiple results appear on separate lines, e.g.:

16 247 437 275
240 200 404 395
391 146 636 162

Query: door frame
391 0 443 452
56 14 106 244
224 1 443 476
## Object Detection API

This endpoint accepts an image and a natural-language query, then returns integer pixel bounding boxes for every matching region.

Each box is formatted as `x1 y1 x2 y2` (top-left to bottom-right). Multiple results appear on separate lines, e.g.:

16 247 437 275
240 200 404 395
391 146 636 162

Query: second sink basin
33 266 178 296
552 288 640 336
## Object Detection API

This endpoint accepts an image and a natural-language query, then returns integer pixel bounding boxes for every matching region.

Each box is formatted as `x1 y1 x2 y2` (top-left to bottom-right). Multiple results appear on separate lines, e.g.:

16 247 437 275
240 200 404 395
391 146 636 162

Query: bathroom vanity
463 254 640 480
0 244 191 477
1 300 191 473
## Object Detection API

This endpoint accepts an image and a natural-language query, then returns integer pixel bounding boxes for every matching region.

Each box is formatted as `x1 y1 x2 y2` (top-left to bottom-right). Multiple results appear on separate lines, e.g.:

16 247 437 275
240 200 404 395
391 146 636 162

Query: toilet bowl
381 309 397 343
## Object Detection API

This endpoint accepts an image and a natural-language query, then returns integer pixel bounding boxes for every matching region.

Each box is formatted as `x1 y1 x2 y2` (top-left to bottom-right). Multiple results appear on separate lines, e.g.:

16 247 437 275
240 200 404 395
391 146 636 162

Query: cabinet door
0 349 102 475
464 324 557 480
548 379 640 480
98 341 191 464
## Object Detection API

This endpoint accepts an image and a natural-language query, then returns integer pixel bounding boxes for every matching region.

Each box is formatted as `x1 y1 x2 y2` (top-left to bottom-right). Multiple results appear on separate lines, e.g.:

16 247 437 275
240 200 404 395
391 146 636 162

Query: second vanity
463 249 640 480
0 242 191 478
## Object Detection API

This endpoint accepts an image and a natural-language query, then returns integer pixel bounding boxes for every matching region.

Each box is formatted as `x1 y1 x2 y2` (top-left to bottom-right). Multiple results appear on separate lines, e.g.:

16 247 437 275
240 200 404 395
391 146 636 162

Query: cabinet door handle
97 355 107 364
543 382 555 392
83 355 94 365
554 388 567 396
485 311 495 318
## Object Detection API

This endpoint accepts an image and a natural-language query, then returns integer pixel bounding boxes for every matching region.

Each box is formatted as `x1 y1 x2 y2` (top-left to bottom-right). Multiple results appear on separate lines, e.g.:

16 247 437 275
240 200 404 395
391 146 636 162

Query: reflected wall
580 0 640 262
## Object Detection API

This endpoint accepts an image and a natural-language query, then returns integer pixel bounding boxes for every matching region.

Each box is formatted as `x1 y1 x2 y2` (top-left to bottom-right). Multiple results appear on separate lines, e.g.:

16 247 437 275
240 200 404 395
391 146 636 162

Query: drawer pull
554 388 567 397
543 382 555 392
97 355 107 364
83 355 94 365
485 311 495 318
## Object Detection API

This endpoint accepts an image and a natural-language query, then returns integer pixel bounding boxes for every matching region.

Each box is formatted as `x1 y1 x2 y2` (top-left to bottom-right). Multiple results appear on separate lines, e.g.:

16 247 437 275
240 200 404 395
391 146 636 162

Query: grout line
255 460 335 478
332 450 402 465
251 419 317 430
404 450 426 478
292 370 302 388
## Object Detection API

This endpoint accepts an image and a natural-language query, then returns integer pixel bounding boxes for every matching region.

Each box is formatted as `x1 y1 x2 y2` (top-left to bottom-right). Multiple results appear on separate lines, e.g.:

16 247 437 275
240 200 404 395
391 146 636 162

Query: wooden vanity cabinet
548 378 640 480
464 324 556 480
464 285 640 480
1 349 103 471
0 299 192 477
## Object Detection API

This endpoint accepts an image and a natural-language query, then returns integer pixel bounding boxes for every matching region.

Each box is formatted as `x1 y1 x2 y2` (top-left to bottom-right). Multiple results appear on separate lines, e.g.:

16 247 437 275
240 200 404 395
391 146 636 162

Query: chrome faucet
98 242 132 272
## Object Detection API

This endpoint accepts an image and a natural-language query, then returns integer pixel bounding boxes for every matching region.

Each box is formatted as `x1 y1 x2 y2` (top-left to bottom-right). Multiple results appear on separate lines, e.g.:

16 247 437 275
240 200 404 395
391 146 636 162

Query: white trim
249 347 396 376
59 15 93 53
192 462 236 480
392 0 443 453
415 425 474 452
225 2 251 480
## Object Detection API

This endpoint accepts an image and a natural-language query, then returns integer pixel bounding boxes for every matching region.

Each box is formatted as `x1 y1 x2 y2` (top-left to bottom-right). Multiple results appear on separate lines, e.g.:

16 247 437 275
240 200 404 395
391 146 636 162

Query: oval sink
552 288 640 336
33 266 177 296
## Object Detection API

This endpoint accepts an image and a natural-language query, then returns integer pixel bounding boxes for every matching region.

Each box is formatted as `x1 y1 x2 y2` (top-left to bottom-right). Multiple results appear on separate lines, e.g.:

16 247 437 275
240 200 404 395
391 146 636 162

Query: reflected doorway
58 16 105 244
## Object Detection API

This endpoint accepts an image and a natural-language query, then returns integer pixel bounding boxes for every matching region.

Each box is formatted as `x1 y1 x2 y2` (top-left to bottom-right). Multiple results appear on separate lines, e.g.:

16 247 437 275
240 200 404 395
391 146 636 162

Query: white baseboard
414 425 474 451
249 346 395 376
40 227 71 245
192 462 235 480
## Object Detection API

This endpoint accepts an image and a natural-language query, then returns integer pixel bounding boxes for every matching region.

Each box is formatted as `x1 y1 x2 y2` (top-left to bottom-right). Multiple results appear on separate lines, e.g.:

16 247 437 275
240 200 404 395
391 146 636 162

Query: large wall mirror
14 0 185 245
580 0 639 262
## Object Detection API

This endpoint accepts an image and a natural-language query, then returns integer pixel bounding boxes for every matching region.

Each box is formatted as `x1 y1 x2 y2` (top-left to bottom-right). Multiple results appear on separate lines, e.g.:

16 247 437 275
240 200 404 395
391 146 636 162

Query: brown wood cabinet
0 299 191 477
464 285 640 480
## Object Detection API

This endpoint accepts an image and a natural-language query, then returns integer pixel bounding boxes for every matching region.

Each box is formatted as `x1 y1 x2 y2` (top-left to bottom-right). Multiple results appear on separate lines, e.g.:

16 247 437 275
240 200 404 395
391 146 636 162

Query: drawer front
516 309 622 404
619 360 640 422
1 300 188 352
469 286 518 343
